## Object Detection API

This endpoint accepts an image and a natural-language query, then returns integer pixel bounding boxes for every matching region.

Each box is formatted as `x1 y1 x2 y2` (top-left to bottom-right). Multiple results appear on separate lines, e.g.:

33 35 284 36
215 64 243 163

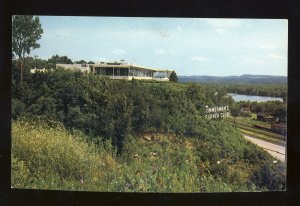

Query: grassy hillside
11 70 286 192
12 118 286 192
12 119 117 191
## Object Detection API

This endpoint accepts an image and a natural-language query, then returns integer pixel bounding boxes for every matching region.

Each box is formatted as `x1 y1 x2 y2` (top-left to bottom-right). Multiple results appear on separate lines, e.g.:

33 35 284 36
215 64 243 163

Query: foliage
227 117 284 140
230 105 240 123
169 70 178 82
47 55 73 68
12 118 117 191
74 60 87 64
12 119 286 191
224 83 287 99
11 65 286 192
239 129 283 145
12 69 235 150
12 15 43 85
235 100 287 123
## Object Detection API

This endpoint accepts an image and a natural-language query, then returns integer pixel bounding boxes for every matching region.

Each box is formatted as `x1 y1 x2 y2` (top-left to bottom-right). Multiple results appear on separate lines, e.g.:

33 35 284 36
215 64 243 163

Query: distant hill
178 74 287 84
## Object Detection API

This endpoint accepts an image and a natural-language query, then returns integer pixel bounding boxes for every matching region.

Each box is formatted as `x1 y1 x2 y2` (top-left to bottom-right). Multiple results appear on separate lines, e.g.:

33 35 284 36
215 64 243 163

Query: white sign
205 105 230 119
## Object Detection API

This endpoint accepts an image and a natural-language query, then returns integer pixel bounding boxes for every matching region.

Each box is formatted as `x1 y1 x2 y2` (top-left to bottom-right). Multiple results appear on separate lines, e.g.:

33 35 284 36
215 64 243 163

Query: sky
30 16 288 76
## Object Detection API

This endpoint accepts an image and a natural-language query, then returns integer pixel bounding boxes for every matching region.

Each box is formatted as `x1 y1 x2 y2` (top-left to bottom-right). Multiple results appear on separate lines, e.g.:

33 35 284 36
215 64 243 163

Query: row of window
92 67 154 77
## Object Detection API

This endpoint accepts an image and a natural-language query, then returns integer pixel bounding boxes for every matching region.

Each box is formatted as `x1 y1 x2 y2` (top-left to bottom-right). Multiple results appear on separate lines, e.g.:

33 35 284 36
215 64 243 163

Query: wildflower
149 152 157 157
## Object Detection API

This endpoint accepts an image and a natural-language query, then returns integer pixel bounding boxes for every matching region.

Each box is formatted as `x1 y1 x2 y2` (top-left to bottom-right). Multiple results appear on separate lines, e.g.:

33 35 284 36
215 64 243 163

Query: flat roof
90 63 172 72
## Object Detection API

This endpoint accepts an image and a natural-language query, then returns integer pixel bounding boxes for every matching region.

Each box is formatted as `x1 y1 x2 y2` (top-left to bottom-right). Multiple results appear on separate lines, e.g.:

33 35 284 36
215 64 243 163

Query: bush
11 118 117 190
12 99 25 119
11 70 286 192
11 119 286 192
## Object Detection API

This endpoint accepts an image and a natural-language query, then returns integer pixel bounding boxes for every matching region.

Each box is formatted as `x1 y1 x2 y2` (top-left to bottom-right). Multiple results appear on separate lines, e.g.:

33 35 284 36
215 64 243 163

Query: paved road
243 134 286 162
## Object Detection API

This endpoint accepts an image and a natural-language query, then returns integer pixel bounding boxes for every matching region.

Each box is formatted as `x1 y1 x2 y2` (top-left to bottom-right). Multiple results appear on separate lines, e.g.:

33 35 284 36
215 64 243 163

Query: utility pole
34 55 38 69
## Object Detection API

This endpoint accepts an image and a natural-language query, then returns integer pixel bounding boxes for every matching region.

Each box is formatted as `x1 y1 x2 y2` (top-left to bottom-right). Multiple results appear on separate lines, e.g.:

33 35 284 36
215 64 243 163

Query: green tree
169 70 178 82
74 60 87 64
47 55 73 68
230 106 240 124
12 15 43 86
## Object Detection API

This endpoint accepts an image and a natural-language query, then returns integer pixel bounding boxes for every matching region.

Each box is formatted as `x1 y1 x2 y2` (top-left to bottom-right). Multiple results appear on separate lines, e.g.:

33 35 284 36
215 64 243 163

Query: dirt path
243 134 286 162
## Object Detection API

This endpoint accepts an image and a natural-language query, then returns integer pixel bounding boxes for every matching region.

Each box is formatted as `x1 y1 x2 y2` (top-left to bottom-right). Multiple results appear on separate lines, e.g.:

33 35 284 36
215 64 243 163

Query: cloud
111 49 126 55
154 49 165 55
191 56 206 62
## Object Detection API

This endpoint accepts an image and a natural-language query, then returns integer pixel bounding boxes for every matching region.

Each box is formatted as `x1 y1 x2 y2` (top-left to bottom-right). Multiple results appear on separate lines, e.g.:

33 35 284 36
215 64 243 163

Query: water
228 93 283 102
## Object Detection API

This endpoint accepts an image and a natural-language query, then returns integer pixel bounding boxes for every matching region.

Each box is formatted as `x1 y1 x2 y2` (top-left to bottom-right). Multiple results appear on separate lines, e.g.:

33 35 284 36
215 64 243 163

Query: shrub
11 118 117 190
11 110 286 191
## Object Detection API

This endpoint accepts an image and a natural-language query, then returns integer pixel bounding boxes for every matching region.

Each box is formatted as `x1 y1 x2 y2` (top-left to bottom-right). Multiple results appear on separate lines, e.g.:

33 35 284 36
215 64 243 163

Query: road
243 134 286 162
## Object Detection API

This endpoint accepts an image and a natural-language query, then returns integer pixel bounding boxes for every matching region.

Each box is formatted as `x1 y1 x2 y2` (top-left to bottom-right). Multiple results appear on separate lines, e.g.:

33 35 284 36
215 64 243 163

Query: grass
12 119 118 191
226 118 284 140
11 119 286 192
236 124 284 140
239 129 283 145
229 115 271 129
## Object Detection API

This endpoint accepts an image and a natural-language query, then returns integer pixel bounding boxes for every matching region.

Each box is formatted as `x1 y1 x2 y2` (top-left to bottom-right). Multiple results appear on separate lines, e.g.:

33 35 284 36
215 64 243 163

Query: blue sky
31 16 288 76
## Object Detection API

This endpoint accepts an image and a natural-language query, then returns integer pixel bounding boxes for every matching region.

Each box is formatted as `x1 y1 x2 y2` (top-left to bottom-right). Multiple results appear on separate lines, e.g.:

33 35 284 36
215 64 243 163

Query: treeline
14 55 287 99
235 101 287 122
180 83 287 122
179 74 287 85
12 67 235 150
223 83 287 99
12 55 94 73
11 58 286 191
181 82 287 100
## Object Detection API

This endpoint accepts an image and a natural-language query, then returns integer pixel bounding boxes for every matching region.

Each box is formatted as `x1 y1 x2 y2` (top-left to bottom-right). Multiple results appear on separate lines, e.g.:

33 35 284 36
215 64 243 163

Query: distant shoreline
178 74 287 84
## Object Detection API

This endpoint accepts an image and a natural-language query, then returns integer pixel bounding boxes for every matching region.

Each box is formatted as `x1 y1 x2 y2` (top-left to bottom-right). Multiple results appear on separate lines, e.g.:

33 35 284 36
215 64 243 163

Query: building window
120 68 128 76
105 67 113 76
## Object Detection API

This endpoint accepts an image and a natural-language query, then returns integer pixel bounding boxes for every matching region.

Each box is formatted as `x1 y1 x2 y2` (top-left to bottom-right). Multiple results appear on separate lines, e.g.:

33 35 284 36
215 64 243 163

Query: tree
12 15 43 86
75 60 87 64
169 70 178 82
230 106 240 124
47 55 73 65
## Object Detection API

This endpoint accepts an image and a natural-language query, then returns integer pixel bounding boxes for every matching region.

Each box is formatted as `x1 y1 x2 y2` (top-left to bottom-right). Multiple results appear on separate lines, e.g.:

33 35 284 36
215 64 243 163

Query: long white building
56 61 173 81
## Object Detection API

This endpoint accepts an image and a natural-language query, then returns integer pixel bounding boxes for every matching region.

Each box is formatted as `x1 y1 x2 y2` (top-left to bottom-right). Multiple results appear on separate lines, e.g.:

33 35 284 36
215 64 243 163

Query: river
228 93 283 102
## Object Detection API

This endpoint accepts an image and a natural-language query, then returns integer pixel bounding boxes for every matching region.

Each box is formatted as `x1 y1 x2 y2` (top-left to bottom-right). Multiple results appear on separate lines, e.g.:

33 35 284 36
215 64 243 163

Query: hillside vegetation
12 118 285 192
11 68 286 192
